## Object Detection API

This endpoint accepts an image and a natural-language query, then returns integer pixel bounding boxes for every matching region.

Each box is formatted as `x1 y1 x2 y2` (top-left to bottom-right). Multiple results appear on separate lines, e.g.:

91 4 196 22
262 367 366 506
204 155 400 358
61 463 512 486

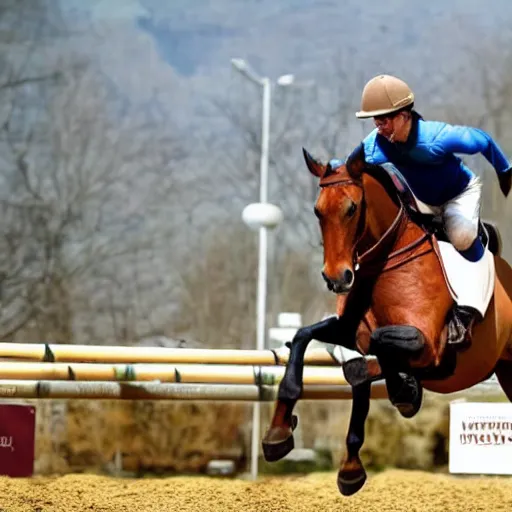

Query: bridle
319 173 433 277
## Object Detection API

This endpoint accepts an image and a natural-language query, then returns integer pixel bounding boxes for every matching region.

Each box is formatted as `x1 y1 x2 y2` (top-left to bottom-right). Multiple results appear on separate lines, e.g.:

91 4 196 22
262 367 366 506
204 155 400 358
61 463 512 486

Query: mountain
57 0 512 138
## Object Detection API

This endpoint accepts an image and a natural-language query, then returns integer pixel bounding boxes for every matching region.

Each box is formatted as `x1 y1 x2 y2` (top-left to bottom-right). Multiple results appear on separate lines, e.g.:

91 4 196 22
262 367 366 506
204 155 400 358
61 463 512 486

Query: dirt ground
0 469 511 512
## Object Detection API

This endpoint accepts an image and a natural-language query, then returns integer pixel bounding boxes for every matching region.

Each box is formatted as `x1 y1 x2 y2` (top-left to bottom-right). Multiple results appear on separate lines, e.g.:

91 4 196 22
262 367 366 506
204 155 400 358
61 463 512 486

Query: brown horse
262 145 512 496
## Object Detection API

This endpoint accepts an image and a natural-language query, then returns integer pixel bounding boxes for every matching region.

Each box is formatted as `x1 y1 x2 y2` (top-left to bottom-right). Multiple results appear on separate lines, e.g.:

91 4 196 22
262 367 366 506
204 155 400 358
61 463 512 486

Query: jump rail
0 380 388 401
0 343 344 366
0 362 348 386
0 343 390 402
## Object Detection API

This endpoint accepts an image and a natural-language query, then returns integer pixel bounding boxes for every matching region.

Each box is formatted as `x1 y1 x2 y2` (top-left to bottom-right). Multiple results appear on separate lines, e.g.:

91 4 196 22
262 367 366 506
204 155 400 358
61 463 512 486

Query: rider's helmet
356 74 414 118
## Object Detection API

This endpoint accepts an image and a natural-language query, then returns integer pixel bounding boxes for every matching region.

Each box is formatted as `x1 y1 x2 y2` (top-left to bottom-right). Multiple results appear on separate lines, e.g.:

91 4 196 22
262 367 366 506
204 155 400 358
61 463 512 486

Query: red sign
0 404 35 477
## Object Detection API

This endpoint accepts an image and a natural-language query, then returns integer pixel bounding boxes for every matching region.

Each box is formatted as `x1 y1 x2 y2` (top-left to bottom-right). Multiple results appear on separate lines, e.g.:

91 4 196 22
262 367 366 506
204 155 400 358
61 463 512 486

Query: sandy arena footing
0 469 511 511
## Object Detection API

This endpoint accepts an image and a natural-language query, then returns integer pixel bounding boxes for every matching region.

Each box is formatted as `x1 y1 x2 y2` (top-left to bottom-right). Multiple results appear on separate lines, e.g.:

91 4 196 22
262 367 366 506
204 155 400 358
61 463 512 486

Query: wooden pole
0 343 343 366
0 380 387 401
0 362 348 385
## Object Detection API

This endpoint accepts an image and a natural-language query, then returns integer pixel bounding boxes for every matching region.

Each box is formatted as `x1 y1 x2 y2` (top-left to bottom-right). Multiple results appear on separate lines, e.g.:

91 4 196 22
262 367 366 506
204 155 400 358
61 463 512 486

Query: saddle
376 163 499 342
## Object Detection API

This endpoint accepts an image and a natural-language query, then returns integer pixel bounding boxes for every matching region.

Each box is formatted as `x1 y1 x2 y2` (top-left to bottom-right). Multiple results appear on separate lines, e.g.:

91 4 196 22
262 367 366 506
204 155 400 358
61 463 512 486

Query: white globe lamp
242 202 283 230
277 74 295 86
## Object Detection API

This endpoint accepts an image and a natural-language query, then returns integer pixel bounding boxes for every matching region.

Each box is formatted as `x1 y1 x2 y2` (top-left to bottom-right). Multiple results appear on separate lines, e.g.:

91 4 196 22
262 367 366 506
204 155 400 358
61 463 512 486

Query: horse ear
346 143 366 180
302 148 326 178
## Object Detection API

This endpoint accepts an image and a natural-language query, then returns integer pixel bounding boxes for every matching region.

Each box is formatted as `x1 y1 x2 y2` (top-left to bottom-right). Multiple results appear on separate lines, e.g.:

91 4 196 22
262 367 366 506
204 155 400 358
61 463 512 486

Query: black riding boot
447 305 482 350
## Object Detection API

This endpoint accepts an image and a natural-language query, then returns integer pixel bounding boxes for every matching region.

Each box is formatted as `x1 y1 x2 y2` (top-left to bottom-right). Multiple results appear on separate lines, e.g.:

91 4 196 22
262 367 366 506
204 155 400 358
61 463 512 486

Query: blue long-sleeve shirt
361 112 510 205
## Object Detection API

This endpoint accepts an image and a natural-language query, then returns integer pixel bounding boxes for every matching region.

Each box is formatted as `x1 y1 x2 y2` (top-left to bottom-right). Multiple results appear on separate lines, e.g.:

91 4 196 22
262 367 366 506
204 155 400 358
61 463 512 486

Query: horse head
303 146 367 294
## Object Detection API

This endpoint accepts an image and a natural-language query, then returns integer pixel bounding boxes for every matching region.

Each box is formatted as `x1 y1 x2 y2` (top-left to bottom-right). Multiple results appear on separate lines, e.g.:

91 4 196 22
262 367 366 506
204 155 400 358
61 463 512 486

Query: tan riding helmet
356 74 414 118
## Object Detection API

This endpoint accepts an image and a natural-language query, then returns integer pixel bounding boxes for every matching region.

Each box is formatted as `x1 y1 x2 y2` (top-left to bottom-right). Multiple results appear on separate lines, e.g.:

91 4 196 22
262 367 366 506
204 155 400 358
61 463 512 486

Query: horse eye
347 201 357 218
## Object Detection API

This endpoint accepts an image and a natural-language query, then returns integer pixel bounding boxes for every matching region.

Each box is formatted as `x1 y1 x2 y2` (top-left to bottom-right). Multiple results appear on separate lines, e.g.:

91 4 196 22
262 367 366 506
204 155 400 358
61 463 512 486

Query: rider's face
374 112 407 142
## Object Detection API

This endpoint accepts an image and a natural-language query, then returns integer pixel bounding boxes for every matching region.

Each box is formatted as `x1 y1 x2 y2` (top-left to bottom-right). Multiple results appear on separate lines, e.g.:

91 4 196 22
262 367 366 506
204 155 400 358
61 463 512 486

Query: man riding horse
262 76 512 495
353 74 511 344
349 74 511 411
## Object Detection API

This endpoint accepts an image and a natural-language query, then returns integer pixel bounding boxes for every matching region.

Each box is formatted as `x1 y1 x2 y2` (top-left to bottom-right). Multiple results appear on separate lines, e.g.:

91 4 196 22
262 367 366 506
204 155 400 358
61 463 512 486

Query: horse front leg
262 315 353 462
370 325 426 418
337 381 371 496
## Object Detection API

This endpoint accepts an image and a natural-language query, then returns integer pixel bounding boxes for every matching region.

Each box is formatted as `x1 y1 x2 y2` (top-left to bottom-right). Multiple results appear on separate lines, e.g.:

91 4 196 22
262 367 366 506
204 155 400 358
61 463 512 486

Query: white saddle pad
437 241 495 317
379 164 495 316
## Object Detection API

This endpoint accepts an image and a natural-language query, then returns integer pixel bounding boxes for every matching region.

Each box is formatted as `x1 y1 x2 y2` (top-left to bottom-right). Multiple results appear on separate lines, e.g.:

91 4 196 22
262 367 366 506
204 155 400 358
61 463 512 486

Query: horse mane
345 143 403 209
362 164 402 208
321 145 420 216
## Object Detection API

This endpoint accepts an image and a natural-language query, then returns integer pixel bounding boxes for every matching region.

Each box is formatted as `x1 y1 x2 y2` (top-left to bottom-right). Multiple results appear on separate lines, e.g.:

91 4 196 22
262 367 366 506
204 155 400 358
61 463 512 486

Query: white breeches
416 176 482 251
442 176 482 250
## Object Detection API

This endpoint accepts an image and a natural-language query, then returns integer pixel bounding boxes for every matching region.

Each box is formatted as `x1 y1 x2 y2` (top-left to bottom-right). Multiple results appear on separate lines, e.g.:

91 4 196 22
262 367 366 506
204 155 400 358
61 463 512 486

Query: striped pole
0 362 348 386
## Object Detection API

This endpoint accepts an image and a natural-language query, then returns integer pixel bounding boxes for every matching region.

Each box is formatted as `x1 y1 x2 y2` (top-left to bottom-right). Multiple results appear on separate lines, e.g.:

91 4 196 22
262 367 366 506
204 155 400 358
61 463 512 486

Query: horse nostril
343 269 354 285
321 271 334 291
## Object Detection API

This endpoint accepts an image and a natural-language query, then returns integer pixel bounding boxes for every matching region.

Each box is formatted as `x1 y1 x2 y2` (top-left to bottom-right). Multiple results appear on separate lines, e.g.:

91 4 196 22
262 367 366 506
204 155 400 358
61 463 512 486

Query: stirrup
447 305 480 349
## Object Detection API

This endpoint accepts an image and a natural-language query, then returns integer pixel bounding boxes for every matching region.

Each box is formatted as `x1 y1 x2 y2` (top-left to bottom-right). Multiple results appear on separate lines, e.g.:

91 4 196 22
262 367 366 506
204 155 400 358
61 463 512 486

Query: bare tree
200 52 365 331
0 1 66 95
166 221 332 349
167 222 258 349
0 62 186 342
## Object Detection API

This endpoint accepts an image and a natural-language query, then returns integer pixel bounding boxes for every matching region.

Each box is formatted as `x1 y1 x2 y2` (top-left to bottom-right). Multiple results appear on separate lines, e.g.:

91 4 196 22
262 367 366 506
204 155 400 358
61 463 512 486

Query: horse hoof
396 403 418 418
261 415 298 462
394 381 423 418
262 434 295 462
337 468 367 496
390 373 423 419
343 358 369 387
343 357 381 387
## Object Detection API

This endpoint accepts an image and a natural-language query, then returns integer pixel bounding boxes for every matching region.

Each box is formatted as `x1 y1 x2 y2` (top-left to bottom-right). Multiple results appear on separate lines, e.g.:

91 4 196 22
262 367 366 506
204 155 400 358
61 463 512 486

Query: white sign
449 401 512 475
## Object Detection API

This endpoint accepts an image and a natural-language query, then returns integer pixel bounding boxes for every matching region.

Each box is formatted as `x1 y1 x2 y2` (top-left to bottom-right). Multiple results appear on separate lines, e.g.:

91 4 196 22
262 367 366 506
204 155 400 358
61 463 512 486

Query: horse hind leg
337 381 371 496
495 360 512 401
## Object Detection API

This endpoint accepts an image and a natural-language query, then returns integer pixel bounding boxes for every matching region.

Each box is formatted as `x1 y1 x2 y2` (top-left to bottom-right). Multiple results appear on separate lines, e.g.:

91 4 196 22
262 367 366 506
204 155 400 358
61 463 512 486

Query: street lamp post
231 58 293 481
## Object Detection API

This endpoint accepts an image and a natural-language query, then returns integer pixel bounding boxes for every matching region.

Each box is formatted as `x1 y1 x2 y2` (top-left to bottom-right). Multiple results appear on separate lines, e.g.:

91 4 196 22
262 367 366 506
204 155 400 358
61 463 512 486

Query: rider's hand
499 167 512 197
